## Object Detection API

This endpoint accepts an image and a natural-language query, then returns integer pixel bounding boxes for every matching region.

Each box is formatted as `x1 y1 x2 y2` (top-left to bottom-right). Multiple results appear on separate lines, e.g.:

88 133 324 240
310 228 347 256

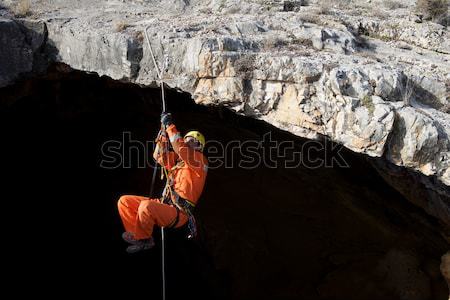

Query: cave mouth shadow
1 64 448 300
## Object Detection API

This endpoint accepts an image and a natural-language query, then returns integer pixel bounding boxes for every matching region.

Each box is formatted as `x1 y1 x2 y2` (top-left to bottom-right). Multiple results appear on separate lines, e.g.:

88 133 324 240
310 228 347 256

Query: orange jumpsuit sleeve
154 135 178 170
165 124 204 172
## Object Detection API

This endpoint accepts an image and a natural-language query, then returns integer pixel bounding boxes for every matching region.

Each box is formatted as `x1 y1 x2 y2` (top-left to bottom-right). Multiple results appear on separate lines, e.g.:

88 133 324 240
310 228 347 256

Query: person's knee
138 200 154 221
118 195 131 209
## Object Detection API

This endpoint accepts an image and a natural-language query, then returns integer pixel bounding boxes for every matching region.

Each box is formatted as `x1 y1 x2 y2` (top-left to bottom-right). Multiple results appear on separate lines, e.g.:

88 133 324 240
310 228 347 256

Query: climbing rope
144 26 166 112
161 223 166 300
144 25 168 300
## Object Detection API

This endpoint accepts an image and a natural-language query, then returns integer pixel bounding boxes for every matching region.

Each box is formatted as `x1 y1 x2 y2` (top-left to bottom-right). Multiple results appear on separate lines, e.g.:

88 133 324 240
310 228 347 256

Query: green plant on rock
361 95 375 116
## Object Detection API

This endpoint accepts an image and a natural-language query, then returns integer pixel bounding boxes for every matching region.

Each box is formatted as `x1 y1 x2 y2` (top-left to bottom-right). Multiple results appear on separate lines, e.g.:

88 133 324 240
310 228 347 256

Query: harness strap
161 192 195 216
160 192 197 238
167 206 180 229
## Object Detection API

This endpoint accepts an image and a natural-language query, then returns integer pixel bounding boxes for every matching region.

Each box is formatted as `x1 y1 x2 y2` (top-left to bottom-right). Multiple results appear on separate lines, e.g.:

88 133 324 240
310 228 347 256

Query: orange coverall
117 124 208 240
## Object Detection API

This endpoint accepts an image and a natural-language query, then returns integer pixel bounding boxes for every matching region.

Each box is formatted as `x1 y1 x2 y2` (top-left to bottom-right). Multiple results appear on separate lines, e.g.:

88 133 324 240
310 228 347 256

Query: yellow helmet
184 131 205 149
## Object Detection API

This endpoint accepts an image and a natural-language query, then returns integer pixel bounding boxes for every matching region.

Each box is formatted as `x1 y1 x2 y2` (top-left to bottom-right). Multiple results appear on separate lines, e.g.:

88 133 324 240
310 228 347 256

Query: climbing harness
157 154 198 238
161 181 198 239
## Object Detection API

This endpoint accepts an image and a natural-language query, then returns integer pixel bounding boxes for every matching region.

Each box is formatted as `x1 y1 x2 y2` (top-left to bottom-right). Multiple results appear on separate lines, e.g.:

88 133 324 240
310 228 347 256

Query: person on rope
117 113 208 253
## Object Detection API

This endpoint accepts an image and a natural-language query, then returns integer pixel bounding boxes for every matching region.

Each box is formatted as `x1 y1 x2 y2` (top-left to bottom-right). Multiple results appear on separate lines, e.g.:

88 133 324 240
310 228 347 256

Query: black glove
160 112 173 127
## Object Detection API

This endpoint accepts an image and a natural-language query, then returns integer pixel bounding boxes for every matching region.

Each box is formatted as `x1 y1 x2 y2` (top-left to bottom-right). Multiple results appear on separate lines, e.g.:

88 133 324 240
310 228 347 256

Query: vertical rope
145 25 167 300
160 83 166 113
148 161 159 199
144 26 166 113
161 227 166 300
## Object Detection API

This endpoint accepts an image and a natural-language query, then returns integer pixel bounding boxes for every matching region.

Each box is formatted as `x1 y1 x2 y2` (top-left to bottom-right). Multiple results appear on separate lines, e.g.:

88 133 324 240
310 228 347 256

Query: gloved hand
160 112 173 127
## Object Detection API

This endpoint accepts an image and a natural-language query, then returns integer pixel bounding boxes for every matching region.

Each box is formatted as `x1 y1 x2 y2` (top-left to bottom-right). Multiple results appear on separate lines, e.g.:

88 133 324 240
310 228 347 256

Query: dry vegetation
318 0 352 12
134 31 144 43
291 37 314 47
114 20 129 32
261 36 288 50
372 9 389 20
416 0 449 24
317 1 333 15
299 13 323 24
315 0 447 25
13 0 31 17
383 0 407 9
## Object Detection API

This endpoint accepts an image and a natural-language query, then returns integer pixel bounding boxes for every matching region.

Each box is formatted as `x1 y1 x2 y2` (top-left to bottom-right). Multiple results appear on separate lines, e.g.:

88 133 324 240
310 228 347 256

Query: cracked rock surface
0 0 449 229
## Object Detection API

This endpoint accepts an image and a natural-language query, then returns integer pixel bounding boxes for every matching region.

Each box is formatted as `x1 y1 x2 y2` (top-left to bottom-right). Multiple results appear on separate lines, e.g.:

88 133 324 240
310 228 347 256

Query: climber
117 113 208 253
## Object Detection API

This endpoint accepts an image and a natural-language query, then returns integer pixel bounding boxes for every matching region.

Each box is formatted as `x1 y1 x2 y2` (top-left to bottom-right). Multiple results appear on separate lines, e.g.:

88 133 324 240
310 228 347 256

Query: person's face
184 136 201 150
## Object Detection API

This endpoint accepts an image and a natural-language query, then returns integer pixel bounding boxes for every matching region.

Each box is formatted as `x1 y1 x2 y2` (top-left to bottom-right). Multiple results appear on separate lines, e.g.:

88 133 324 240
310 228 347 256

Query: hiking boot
126 237 155 254
122 232 138 244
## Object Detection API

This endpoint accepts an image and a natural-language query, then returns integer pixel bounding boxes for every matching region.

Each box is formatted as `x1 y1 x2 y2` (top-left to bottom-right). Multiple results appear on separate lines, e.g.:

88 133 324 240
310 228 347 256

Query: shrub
361 95 375 116
415 0 449 24
317 1 333 14
283 0 309 12
384 0 407 10
300 14 322 24
292 37 313 47
13 0 31 17
114 21 129 32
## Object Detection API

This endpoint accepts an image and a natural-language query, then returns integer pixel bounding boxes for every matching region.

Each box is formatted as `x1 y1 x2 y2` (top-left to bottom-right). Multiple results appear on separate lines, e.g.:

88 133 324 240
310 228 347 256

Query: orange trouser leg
117 195 188 240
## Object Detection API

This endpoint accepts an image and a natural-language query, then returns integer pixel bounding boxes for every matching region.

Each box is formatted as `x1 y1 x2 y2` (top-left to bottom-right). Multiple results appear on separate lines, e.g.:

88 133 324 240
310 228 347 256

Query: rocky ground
0 0 449 293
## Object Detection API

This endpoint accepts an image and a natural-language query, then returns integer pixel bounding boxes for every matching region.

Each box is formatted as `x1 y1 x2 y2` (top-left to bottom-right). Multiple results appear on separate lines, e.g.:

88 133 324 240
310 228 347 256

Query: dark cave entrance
1 65 448 300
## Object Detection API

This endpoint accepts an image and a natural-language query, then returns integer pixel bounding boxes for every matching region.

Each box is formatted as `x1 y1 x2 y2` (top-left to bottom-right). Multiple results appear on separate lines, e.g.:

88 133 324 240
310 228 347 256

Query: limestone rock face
46 22 143 81
0 0 449 227
387 107 450 181
350 18 450 54
0 17 47 87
